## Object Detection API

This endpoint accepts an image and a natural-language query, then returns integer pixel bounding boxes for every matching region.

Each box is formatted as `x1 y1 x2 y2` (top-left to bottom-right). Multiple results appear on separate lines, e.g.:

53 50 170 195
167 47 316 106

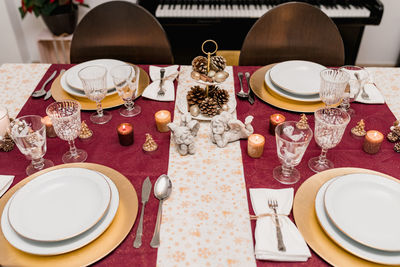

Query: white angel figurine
167 113 200 156
210 111 254 148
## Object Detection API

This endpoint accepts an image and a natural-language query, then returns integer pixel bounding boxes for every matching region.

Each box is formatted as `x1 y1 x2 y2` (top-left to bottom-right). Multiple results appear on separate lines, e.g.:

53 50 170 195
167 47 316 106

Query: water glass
338 65 369 115
274 121 313 184
110 64 141 117
9 115 54 175
319 69 350 106
46 100 87 163
78 65 112 124
308 107 350 173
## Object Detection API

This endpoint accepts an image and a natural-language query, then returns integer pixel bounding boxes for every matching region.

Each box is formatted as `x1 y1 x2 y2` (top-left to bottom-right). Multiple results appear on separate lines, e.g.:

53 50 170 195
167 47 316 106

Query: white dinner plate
269 60 326 95
8 168 111 242
61 71 116 98
1 171 119 255
264 69 320 102
324 173 400 251
176 88 237 121
66 59 126 91
315 176 400 265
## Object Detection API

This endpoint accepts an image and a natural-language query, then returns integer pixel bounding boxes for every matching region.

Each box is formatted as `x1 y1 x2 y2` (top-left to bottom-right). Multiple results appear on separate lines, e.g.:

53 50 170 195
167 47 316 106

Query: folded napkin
250 188 311 262
0 175 14 198
142 65 179 101
355 83 385 104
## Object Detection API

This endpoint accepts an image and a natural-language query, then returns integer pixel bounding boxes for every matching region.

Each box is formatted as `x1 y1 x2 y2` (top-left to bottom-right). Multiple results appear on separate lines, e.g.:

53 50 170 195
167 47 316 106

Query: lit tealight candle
269 114 286 135
117 123 134 146
363 130 384 154
248 134 265 158
155 110 171 132
41 116 57 138
0 107 10 138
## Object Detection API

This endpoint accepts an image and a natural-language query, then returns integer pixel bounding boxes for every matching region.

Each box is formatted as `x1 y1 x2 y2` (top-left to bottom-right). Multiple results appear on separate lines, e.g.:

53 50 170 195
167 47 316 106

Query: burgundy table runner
1 64 399 266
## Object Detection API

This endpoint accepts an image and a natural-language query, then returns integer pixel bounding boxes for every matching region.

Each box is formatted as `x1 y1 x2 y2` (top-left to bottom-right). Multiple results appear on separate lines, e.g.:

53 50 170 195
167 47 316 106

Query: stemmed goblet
273 121 313 184
78 65 112 124
319 68 350 107
110 64 141 117
9 115 54 175
308 107 350 173
338 65 369 116
46 100 87 163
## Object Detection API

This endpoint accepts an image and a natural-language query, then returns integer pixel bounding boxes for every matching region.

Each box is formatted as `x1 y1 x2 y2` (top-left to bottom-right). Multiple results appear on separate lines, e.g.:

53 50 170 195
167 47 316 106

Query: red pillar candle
41 116 57 138
363 130 384 154
155 110 171 132
247 134 265 158
117 123 134 146
269 114 286 135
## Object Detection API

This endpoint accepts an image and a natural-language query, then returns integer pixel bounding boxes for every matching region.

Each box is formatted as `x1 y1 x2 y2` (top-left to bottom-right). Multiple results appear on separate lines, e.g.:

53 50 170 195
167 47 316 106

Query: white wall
0 1 23 63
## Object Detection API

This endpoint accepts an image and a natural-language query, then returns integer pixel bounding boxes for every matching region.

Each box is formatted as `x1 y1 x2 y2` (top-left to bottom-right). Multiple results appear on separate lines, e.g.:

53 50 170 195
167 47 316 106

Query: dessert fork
157 68 166 96
268 199 286 252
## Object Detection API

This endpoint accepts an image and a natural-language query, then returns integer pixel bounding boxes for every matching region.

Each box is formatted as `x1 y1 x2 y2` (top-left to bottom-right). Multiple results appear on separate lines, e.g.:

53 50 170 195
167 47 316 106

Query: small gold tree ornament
143 133 158 152
296 114 309 130
351 119 367 138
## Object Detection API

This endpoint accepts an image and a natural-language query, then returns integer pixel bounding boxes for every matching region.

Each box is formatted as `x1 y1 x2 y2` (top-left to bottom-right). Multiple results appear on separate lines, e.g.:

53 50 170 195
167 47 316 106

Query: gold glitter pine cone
394 142 400 153
199 97 220 116
187 85 207 106
192 56 208 74
0 133 14 152
387 132 399 143
210 55 226 72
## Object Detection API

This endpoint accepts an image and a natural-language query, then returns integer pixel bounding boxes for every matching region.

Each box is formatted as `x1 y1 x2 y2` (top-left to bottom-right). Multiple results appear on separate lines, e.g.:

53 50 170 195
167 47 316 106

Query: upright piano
138 0 384 64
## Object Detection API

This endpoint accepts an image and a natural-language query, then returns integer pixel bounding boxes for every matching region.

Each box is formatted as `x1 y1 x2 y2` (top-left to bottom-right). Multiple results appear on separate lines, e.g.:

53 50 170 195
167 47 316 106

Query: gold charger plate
0 163 138 267
293 167 400 267
51 66 150 111
249 64 326 113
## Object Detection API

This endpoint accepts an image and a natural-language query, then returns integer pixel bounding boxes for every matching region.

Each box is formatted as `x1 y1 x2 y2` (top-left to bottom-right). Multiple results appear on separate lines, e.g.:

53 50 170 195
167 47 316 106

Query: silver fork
355 72 370 100
268 199 286 252
236 72 249 99
157 68 166 96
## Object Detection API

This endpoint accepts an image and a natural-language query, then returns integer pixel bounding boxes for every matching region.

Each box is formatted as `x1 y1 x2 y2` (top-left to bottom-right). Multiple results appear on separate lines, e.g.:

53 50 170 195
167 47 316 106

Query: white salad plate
324 173 400 252
61 71 116 98
264 69 320 102
8 168 111 242
1 170 119 255
315 176 400 265
269 60 326 96
66 59 126 91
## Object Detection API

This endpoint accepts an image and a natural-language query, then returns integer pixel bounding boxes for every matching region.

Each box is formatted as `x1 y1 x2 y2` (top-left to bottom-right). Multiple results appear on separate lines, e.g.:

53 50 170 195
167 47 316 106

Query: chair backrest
239 2 344 66
70 1 174 64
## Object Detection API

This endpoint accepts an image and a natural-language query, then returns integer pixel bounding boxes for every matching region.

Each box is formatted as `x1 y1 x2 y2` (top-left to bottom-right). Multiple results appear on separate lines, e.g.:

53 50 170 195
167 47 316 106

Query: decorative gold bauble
191 71 201 80
189 105 200 117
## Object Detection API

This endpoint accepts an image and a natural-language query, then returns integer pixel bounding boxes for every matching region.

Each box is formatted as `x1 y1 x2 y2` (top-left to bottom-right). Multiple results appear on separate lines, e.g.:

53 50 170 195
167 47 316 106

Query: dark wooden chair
70 1 173 64
239 2 345 66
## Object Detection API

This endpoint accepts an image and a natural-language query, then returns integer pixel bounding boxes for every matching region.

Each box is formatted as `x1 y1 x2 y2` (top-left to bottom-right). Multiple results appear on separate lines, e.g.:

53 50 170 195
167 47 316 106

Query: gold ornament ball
191 71 201 80
214 71 227 83
208 70 216 78
189 105 200 117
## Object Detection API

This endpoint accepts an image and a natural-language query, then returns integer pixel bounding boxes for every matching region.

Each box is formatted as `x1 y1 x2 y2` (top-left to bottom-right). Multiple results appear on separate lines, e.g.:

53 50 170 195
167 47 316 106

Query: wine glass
110 64 141 117
273 121 313 184
9 115 54 175
78 65 112 124
319 68 350 107
308 107 350 173
46 100 88 163
338 65 369 115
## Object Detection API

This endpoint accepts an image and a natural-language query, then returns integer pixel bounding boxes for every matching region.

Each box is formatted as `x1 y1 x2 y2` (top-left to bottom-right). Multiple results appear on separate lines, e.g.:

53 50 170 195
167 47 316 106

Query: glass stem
124 98 134 111
341 96 350 111
31 157 45 170
281 163 293 177
68 140 78 158
96 101 104 117
317 148 329 165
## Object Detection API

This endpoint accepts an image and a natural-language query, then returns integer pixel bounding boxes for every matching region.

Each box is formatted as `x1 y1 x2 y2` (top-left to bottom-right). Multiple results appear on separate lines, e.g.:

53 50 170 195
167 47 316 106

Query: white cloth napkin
0 175 14 198
355 83 385 104
250 188 311 262
142 65 179 101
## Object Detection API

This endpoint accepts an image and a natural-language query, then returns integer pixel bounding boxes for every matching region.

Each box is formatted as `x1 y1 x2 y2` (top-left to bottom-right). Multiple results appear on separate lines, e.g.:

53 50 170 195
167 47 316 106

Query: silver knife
133 176 152 248
44 69 65 100
245 72 255 105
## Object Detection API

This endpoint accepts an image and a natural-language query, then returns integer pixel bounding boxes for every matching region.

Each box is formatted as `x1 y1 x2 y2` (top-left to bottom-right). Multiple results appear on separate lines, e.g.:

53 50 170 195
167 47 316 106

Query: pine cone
192 56 208 74
199 97 220 117
211 56 226 72
0 133 14 152
187 86 206 106
394 142 400 153
208 86 229 106
387 132 399 143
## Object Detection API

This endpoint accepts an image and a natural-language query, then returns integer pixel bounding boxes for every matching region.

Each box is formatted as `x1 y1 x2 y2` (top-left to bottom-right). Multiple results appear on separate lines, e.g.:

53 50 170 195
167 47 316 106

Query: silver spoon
355 72 370 100
32 70 57 98
150 174 172 248
236 72 249 99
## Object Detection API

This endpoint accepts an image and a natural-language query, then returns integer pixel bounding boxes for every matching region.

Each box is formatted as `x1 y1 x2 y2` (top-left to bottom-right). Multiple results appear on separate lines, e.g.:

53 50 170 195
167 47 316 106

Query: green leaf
33 6 40 17
18 7 27 19
41 4 57 16
33 0 47 7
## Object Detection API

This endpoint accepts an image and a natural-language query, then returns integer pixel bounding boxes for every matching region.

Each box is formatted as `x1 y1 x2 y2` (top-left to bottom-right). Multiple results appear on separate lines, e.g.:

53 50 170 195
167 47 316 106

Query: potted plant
19 0 89 36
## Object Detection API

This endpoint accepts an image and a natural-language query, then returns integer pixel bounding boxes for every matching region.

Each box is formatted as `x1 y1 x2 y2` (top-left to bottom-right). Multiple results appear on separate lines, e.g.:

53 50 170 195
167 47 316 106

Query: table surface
1 63 400 267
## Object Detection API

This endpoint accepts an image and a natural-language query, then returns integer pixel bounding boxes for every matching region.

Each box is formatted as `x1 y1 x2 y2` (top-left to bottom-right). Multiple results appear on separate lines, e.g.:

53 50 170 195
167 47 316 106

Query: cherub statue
167 113 200 156
210 111 254 148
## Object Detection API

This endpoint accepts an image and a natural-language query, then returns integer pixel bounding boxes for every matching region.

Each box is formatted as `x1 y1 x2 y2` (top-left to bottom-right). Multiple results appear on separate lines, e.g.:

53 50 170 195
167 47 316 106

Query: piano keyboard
155 3 371 19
